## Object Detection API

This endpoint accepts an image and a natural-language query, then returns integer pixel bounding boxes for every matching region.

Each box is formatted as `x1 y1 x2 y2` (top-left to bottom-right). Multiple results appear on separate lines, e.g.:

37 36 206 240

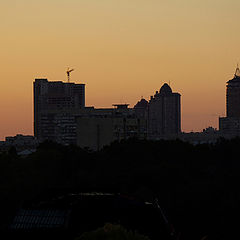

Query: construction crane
66 68 74 83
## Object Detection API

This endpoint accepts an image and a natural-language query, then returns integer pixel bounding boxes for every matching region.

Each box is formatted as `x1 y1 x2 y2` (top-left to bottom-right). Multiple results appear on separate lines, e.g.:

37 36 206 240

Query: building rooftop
159 83 172 95
134 98 148 109
112 104 129 109
227 66 240 83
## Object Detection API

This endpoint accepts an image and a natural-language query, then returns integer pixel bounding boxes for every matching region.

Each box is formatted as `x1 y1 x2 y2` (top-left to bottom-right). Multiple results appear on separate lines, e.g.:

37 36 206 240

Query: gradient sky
1 0 240 140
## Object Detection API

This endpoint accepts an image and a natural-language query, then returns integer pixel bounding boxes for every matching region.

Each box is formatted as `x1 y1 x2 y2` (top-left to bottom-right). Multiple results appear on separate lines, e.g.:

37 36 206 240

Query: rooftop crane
66 68 74 83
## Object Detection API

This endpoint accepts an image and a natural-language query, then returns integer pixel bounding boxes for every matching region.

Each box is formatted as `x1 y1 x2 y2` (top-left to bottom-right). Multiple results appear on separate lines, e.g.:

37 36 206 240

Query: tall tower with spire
226 65 240 117
219 66 240 135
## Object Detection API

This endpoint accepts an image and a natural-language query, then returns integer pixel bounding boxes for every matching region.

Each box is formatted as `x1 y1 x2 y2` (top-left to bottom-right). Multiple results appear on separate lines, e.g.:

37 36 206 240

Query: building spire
234 63 240 77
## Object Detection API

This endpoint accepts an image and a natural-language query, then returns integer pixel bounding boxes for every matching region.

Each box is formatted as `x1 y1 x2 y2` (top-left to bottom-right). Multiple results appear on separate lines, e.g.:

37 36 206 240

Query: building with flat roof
34 78 85 144
76 104 147 150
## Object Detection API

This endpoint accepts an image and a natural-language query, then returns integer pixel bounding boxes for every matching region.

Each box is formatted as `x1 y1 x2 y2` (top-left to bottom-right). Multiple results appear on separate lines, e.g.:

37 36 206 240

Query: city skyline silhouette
1 1 240 140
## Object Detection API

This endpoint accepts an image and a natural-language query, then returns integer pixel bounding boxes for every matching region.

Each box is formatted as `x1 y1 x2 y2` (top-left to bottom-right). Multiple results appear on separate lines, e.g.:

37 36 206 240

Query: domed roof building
134 98 148 120
159 83 172 95
134 98 148 109
148 83 181 138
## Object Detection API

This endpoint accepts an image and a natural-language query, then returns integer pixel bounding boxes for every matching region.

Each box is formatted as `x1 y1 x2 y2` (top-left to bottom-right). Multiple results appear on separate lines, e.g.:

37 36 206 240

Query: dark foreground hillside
0 138 240 240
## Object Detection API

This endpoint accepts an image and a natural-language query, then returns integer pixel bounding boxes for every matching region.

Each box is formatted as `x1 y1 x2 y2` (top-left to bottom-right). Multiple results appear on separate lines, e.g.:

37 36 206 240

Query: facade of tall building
219 67 240 135
34 78 85 144
226 67 240 117
148 83 181 139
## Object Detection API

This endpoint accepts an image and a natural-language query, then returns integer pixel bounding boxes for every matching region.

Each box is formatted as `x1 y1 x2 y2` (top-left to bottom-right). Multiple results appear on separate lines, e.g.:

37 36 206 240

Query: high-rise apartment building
226 67 240 117
148 83 181 139
34 79 85 144
219 67 240 135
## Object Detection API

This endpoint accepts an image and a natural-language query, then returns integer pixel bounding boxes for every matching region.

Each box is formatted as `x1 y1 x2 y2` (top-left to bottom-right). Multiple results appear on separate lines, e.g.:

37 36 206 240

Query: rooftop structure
134 98 148 109
112 104 129 109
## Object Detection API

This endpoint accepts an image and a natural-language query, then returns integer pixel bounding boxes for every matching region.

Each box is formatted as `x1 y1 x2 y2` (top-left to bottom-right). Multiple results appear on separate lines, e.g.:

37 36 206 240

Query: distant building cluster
2 67 240 153
0 134 38 155
33 78 181 150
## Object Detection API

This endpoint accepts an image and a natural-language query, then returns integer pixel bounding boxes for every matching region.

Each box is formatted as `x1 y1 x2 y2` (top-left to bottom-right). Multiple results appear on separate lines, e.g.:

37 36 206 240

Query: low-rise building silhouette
76 104 147 150
0 134 38 153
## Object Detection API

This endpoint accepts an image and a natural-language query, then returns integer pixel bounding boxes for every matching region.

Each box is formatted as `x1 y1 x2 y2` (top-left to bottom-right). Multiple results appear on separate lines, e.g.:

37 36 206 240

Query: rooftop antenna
234 63 240 77
66 68 74 83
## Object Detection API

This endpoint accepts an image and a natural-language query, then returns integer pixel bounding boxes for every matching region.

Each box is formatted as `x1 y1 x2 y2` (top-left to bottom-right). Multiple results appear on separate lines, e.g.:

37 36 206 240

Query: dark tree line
1 137 240 240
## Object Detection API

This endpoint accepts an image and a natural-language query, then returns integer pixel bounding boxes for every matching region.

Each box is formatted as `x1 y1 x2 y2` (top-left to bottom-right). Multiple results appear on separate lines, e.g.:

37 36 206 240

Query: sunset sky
1 0 240 140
